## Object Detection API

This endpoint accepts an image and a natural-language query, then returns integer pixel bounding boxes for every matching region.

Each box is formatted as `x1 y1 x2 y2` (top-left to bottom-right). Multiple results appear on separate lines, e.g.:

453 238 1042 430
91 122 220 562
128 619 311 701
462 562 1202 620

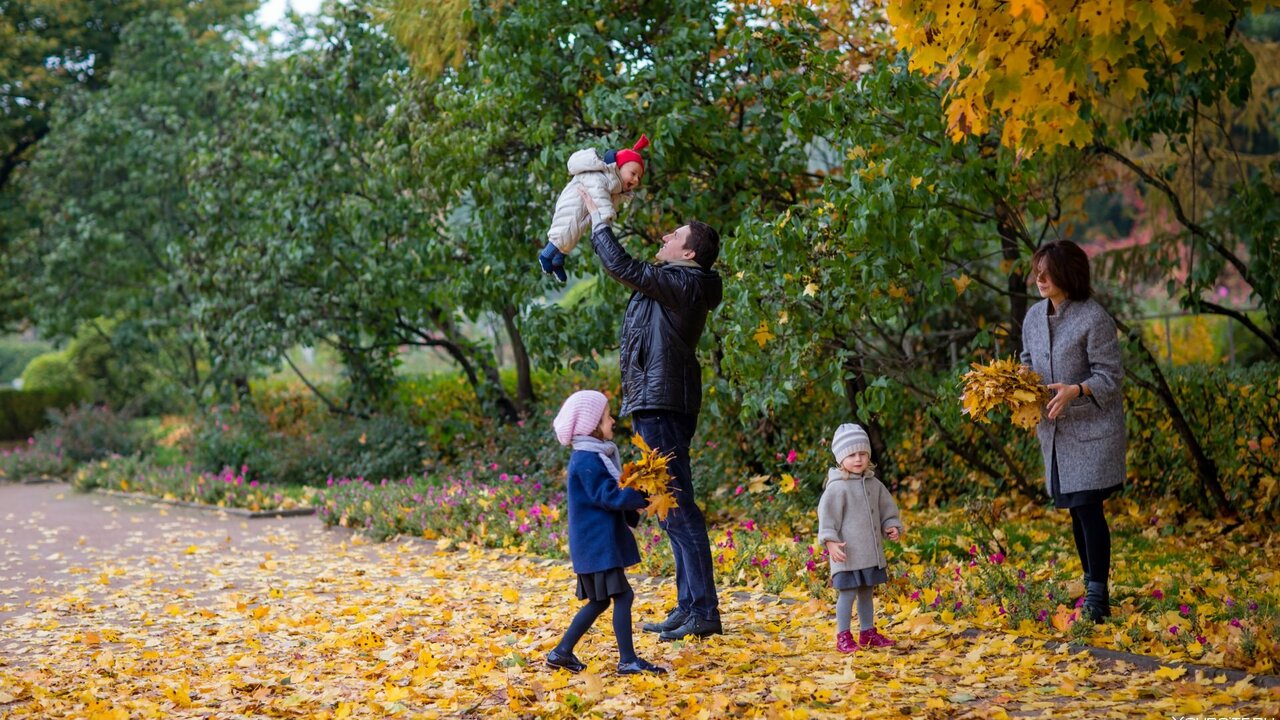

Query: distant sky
256 0 325 27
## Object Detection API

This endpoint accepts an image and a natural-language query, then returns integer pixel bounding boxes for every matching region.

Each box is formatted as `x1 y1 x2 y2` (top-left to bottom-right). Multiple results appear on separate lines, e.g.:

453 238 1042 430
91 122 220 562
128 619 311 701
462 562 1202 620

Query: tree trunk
501 304 536 414
1114 317 1237 520
995 197 1029 355
841 354 889 478
431 309 520 424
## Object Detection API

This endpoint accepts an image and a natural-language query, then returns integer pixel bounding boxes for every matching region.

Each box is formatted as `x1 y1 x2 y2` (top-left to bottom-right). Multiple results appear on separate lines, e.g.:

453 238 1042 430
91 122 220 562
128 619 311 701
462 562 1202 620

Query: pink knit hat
553 390 609 446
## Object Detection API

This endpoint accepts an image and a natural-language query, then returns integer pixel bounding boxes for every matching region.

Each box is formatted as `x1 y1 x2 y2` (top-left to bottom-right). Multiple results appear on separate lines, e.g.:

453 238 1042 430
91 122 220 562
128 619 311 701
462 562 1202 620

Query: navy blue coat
566 450 648 574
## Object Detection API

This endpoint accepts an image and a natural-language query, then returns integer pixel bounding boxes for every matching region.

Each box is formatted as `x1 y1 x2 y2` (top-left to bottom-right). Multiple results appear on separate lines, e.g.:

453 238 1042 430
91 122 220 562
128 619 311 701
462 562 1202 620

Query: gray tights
836 587 875 633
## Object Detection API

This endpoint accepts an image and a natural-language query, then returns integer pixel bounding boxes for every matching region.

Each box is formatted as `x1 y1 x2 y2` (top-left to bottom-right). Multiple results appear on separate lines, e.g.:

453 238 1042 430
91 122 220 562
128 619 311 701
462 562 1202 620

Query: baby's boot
550 251 568 283
836 630 859 653
858 628 895 648
538 244 566 283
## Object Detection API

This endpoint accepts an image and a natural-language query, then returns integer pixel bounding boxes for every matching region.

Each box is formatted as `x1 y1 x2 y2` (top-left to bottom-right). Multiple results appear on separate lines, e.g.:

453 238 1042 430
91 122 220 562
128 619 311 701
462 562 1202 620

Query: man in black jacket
579 187 724 640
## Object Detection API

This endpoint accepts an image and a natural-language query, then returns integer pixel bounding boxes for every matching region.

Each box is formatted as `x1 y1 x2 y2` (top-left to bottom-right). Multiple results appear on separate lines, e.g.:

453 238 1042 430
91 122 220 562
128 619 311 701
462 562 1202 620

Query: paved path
0 482 357 627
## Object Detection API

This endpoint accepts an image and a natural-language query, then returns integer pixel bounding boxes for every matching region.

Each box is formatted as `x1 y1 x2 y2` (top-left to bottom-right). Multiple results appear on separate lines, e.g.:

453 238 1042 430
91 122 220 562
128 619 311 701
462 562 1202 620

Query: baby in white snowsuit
538 135 648 283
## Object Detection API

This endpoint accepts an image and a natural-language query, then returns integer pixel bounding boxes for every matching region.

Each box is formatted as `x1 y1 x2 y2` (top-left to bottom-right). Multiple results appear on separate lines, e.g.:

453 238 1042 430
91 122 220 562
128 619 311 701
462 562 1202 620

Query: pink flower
1230 618 1242 628
805 560 816 572
734 485 744 496
1151 589 1164 600
1179 604 1190 616
910 590 921 601
786 449 797 463
988 552 1005 565
1169 626 1179 635
490 463 499 471
499 473 509 481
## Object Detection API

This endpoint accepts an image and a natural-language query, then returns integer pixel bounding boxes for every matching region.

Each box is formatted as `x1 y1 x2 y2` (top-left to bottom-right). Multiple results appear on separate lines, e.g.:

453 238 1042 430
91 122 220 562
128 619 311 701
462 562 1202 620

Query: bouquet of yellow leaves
619 434 679 521
960 357 1052 430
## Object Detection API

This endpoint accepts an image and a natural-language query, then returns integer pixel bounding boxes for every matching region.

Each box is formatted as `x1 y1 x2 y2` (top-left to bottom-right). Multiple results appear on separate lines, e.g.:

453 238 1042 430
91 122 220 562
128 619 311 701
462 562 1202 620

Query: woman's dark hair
1031 240 1092 301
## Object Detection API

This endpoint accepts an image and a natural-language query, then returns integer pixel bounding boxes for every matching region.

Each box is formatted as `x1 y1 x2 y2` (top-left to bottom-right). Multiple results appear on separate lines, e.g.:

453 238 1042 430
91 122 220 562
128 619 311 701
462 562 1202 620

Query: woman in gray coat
1020 240 1125 622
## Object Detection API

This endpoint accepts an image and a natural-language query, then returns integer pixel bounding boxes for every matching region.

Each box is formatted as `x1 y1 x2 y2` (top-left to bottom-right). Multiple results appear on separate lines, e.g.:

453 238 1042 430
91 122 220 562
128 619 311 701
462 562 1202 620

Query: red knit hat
613 134 650 171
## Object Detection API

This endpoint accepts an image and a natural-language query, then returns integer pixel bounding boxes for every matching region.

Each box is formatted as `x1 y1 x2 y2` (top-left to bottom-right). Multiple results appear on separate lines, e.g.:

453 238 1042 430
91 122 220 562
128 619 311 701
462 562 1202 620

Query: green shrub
0 336 52 383
319 413 431 483
0 388 80 440
20 351 86 395
1126 363 1280 518
38 403 151 463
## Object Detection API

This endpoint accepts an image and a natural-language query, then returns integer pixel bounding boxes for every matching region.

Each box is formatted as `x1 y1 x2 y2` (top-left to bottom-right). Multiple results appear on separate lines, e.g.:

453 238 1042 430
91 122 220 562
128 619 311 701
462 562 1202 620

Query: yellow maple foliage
960 357 1051 429
883 0 1261 155
619 434 679 521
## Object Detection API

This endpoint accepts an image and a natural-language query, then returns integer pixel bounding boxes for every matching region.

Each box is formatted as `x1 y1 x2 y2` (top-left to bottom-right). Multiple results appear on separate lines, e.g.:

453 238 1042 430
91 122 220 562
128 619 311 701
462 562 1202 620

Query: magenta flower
734 485 744 496
786 449 797 463
1151 589 1164 600
1230 618 1242 628
1169 626 1179 635
988 552 1005 565
1179 604 1190 616
806 560 816 572
910 590 921 601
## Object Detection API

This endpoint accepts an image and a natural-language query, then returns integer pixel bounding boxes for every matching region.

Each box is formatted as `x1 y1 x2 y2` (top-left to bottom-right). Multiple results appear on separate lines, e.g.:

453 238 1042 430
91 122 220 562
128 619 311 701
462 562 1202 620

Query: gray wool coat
817 468 904 574
1019 297 1127 496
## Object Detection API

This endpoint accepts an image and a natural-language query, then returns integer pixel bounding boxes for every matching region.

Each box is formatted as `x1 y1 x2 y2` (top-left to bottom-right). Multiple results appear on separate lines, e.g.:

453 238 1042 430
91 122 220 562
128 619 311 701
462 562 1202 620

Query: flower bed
71 455 320 513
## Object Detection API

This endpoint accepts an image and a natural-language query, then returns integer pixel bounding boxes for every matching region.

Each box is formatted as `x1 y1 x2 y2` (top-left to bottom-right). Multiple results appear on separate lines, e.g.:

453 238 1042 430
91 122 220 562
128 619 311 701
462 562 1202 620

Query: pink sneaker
859 628 895 648
836 630 860 653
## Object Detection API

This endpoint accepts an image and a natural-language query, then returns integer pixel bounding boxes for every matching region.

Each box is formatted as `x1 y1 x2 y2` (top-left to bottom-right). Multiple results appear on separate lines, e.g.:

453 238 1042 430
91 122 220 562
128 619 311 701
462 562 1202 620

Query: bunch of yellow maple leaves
960 357 1051 430
619 434 678 521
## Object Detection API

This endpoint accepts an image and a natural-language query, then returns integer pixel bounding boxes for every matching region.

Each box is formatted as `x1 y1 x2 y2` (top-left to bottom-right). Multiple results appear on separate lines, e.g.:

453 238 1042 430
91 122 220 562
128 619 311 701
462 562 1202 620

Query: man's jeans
631 410 719 621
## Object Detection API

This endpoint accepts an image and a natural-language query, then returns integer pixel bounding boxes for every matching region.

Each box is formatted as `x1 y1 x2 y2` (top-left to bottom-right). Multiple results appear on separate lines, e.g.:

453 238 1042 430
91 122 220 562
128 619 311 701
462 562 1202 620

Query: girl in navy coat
546 390 666 676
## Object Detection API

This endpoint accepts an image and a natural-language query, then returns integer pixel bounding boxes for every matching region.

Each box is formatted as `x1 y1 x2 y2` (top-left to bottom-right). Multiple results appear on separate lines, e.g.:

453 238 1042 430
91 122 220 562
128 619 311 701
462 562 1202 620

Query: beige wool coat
546 149 631 254
817 468 904 574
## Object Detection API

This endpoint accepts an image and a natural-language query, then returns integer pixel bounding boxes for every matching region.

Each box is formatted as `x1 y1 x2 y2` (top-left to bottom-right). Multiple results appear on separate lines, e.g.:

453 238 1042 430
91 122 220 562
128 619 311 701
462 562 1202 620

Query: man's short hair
685 221 720 270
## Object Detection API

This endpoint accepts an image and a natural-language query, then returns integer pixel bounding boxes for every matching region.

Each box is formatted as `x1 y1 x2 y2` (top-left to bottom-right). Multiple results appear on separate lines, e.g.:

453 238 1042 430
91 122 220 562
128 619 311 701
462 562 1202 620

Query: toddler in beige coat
817 423 904 653
537 135 648 283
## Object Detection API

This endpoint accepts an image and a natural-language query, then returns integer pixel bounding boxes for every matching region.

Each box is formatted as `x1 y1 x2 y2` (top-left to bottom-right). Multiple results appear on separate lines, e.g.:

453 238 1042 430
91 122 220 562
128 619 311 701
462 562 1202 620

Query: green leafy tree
0 0 255 327
17 15 245 407
187 7 524 419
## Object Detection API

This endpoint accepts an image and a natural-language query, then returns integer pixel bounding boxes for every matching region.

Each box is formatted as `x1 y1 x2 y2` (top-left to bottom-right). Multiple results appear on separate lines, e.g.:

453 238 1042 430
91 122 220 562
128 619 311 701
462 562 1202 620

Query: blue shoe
546 649 585 673
617 657 667 675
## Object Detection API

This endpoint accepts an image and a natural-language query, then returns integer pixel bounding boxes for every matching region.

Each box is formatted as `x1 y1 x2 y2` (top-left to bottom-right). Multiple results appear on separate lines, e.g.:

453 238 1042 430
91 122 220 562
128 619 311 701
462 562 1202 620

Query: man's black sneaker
658 615 723 641
641 608 688 634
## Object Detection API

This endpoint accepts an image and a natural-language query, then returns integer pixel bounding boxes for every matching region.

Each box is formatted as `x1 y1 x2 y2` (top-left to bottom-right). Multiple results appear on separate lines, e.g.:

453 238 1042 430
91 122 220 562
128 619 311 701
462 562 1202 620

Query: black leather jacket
590 224 723 417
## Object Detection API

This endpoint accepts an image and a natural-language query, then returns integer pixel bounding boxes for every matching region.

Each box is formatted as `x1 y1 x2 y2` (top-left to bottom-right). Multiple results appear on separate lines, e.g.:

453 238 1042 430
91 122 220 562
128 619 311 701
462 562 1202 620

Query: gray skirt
832 566 889 590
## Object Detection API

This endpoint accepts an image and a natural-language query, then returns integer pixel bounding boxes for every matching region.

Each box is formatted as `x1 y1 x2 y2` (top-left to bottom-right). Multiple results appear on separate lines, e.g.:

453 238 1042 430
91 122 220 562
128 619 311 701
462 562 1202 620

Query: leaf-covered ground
1 484 1277 719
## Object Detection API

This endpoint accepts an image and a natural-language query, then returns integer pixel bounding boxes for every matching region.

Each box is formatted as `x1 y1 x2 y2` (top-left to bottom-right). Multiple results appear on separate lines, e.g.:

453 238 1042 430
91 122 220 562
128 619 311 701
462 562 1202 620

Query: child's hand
885 527 901 541
576 185 599 213
825 540 846 563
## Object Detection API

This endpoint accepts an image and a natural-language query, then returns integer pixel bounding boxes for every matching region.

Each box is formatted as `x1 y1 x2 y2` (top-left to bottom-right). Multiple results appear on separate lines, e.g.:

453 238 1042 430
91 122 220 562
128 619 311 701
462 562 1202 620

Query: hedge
0 389 80 441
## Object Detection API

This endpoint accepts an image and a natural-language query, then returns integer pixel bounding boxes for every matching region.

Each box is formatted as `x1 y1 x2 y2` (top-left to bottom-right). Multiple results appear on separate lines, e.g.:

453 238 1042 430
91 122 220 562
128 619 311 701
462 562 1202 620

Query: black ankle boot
1084 581 1110 623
